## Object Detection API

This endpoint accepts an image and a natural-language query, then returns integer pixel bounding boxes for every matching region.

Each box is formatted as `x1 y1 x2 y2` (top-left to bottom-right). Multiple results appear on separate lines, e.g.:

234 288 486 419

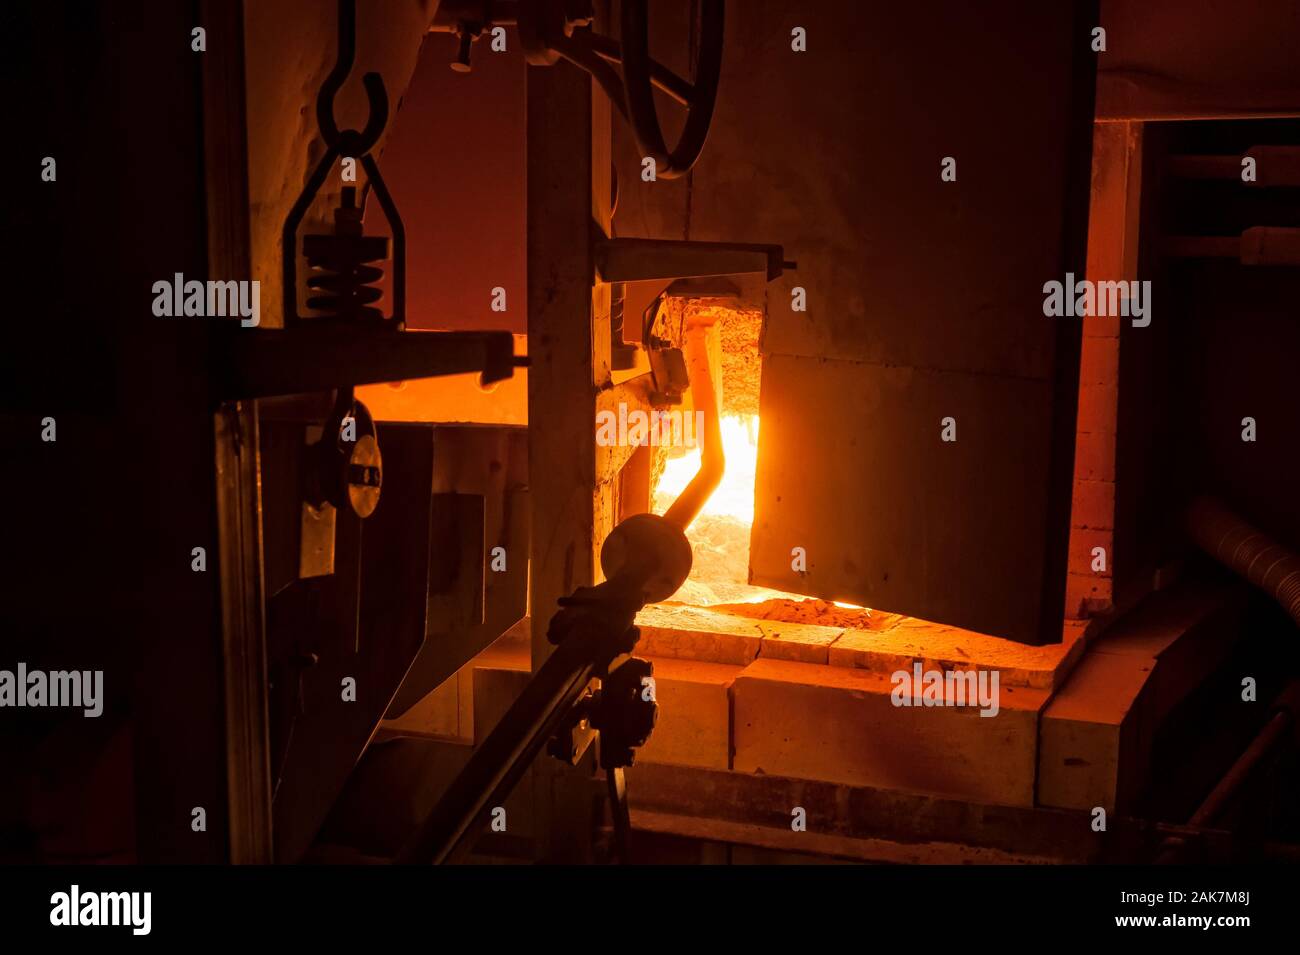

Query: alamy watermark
50 886 151 935
1043 272 1151 327
890 663 1000 717
0 663 103 717
595 402 704 449
152 273 261 327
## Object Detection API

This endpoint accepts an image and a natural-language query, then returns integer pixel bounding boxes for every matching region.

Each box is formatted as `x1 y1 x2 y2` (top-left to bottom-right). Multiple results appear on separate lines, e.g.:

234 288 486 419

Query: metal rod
1156 682 1300 863
396 521 686 864
664 325 724 530
1188 711 1292 829
586 32 692 106
216 329 517 399
396 636 602 864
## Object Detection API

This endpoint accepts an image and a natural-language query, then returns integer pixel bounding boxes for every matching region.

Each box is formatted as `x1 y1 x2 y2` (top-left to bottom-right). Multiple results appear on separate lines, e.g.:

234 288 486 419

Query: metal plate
683 1 1098 643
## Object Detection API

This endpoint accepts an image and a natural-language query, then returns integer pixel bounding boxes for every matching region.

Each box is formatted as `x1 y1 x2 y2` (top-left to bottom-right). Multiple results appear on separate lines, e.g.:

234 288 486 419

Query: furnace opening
646 297 766 604
644 299 878 629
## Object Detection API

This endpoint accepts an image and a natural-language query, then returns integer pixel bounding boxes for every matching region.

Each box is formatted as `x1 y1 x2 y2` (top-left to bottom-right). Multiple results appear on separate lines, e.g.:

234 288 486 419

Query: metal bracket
596 237 794 284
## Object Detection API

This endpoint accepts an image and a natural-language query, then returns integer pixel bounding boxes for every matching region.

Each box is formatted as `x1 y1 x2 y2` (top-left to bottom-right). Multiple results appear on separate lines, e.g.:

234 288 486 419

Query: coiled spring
301 187 390 324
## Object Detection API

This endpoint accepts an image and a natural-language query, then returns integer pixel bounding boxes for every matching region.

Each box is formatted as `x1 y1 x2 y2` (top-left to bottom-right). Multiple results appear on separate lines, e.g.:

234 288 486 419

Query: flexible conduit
1187 495 1300 628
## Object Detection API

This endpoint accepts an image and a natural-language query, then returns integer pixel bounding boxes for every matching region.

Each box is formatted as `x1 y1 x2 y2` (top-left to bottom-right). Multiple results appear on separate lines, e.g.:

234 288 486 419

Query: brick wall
1066 122 1143 617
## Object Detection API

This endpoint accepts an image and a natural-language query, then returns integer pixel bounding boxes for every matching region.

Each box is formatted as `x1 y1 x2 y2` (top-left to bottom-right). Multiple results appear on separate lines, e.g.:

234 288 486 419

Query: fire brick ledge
729 658 1047 807
636 603 1091 690
1037 580 1251 814
636 658 740 771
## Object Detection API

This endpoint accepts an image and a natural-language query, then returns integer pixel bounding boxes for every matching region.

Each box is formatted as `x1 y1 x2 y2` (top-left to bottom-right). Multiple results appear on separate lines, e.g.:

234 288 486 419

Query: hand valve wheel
517 0 726 180
618 0 724 180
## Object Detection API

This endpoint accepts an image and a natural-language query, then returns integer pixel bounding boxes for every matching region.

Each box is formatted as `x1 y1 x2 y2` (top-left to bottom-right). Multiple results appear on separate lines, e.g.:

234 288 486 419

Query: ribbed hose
1187 495 1300 628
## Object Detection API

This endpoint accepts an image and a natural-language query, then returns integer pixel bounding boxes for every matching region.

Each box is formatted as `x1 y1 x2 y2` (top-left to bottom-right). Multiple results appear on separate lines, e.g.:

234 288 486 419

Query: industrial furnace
6 0 1300 921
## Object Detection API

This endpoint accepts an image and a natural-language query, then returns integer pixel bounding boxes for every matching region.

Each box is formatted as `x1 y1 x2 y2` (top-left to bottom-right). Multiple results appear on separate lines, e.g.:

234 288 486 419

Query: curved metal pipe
664 326 724 530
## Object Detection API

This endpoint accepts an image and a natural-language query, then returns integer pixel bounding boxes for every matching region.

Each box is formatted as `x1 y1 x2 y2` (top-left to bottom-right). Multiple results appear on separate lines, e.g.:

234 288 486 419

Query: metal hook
316 0 389 157
282 0 405 330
